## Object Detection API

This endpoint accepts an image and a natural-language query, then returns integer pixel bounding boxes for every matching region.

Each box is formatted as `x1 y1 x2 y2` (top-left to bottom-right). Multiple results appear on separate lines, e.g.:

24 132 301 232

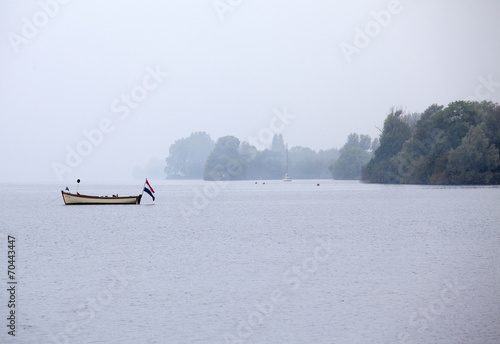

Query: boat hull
61 191 142 205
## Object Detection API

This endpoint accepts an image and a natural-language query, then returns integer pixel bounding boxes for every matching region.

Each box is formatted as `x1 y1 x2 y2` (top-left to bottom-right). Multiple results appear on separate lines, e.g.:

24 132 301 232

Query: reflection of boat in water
61 191 142 205
283 144 292 182
61 179 155 205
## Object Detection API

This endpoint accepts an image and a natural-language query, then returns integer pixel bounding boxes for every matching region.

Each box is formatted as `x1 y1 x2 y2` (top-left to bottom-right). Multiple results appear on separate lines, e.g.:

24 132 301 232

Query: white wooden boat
61 191 142 205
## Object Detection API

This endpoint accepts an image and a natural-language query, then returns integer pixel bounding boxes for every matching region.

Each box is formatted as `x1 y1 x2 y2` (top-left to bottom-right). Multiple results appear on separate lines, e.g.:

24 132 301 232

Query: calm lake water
0 180 499 344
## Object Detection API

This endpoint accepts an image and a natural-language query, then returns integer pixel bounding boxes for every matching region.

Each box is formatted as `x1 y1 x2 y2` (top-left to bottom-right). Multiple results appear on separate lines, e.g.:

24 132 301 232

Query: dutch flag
143 179 155 201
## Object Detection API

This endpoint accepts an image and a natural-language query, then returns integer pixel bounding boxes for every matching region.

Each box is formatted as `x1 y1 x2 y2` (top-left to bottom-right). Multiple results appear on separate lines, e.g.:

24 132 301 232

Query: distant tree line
202 134 342 180
163 101 499 184
164 131 378 180
362 101 500 184
165 133 334 180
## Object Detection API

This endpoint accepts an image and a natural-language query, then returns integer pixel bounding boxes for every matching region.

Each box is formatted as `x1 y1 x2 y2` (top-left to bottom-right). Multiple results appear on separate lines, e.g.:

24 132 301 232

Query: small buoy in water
263 182 266 185
255 182 257 184
317 183 320 186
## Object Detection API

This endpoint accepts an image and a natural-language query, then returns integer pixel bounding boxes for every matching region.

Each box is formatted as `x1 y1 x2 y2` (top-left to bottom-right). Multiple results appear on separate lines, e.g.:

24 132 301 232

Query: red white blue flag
144 179 155 201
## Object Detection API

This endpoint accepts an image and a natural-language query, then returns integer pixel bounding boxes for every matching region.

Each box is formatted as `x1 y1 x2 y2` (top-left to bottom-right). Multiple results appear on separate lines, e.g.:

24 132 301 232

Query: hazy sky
1 0 499 182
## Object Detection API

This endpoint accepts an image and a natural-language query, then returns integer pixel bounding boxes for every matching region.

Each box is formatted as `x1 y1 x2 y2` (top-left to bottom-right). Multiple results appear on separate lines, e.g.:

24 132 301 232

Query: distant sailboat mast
286 144 288 174
283 143 292 182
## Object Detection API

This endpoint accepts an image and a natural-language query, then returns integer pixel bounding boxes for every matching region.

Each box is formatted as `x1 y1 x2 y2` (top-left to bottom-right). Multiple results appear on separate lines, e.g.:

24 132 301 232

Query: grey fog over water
1 180 499 343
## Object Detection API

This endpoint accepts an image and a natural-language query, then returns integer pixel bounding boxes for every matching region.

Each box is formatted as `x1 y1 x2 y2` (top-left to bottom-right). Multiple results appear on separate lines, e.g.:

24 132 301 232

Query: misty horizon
1 1 499 182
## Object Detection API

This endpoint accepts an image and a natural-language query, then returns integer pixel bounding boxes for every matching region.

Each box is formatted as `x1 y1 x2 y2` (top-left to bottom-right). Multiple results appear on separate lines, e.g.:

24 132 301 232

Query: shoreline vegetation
362 101 500 185
162 101 500 185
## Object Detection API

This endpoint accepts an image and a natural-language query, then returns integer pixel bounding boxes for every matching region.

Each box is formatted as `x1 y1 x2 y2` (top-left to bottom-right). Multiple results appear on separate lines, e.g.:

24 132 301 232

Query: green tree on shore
362 109 412 183
204 136 243 180
446 125 500 184
165 132 214 179
331 133 373 180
